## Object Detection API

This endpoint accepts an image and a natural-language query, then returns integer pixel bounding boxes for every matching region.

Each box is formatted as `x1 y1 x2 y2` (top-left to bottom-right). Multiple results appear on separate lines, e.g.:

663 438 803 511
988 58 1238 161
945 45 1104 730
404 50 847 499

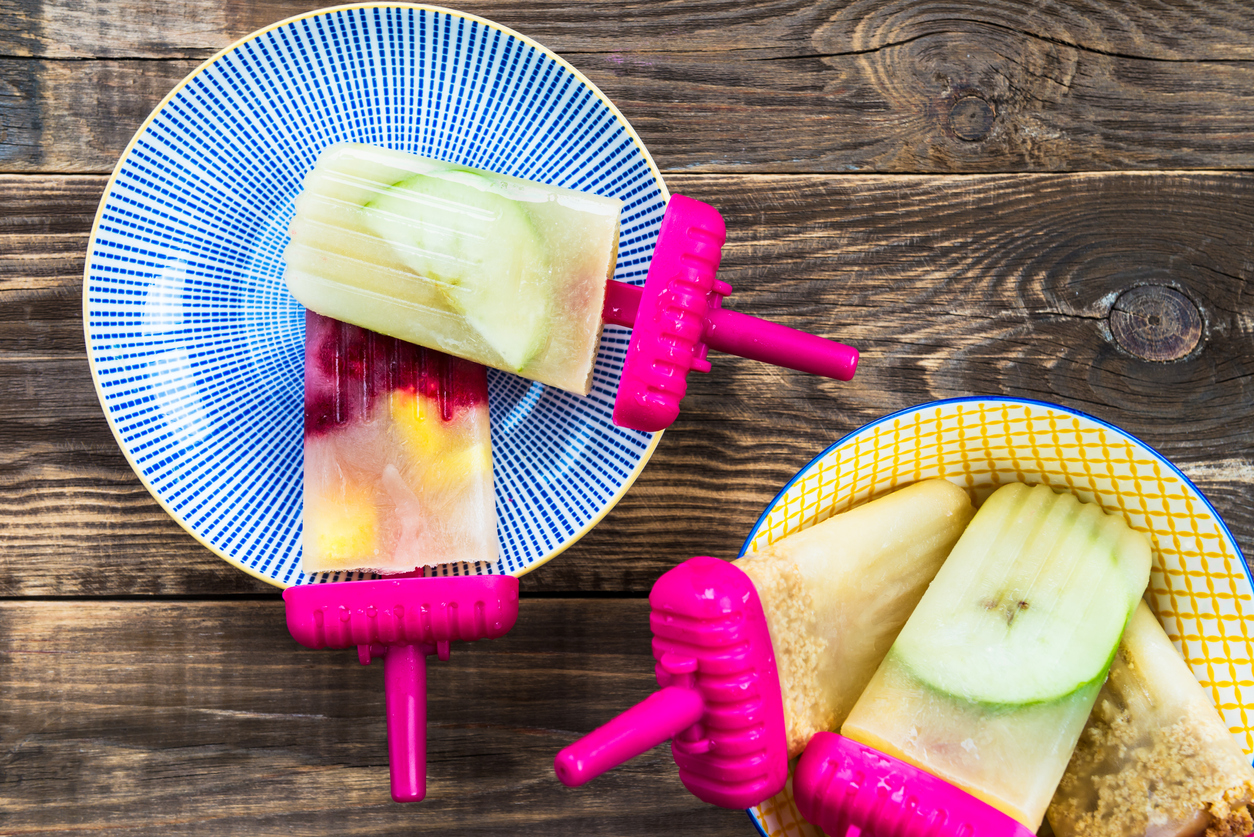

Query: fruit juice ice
301 310 497 574
841 483 1153 831
285 142 622 395
732 479 976 757
1047 600 1254 837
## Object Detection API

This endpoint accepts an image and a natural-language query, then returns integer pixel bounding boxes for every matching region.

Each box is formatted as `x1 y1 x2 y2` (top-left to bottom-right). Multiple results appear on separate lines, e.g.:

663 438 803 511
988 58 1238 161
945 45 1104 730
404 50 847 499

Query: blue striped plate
83 4 668 587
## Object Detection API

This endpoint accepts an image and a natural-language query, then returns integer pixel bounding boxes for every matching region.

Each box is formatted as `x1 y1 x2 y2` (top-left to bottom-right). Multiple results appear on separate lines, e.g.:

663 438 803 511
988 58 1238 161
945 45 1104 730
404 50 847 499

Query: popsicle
301 309 496 574
554 479 976 807
838 483 1153 832
1046 600 1254 837
284 143 859 432
286 142 619 396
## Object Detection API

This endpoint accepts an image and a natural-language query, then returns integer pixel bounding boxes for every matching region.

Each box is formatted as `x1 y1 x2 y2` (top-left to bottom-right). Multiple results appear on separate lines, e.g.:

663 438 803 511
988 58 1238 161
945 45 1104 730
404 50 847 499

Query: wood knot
949 95 995 141
1109 286 1202 361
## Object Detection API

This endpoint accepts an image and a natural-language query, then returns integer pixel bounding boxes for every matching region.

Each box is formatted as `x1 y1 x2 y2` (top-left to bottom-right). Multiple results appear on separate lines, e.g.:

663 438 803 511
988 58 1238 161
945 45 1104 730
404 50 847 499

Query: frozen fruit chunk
364 169 550 372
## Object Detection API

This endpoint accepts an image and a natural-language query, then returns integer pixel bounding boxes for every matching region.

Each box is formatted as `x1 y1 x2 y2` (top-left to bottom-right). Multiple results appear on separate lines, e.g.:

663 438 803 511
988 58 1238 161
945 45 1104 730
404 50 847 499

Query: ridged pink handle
283 576 519 804
553 556 789 809
793 733 1036 837
555 686 705 787
609 195 858 432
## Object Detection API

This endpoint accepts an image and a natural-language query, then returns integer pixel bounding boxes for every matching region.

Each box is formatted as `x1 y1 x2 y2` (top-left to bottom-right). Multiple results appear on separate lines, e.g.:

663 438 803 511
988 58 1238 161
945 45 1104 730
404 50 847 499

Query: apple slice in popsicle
363 169 551 373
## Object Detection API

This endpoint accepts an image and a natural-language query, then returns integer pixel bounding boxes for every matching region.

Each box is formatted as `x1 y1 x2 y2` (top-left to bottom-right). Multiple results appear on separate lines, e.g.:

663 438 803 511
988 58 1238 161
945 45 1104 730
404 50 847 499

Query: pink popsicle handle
384 644 428 803
555 686 706 788
602 282 857 381
553 557 789 809
610 195 859 432
283 576 519 804
793 732 1036 837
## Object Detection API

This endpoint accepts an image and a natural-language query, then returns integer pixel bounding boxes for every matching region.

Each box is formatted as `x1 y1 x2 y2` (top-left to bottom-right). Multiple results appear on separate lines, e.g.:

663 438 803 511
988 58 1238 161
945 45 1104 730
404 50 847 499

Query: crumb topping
734 552 829 757
1048 692 1254 837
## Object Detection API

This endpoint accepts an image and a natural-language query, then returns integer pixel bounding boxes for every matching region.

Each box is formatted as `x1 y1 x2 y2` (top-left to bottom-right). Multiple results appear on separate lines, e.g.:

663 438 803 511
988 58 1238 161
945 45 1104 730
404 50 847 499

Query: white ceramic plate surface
83 3 668 587
743 397 1252 836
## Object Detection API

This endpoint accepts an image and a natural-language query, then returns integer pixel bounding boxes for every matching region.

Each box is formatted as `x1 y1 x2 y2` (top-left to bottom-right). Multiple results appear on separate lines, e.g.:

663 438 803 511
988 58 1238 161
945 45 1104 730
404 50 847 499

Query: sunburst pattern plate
82 4 668 587
744 397 1251 836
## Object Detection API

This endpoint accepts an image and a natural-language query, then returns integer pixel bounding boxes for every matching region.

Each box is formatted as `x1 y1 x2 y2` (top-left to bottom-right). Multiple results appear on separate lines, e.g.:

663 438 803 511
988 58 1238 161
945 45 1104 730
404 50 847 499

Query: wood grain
3 3 1254 835
3 171 1249 597
0 598 751 835
9 0 1254 60
3 1 1254 172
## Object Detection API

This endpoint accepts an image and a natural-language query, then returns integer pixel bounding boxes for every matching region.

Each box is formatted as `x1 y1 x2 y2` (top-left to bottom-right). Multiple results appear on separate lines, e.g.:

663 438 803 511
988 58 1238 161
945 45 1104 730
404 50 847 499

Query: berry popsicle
302 310 496 574
284 143 859 432
554 479 974 807
1046 600 1254 837
838 483 1153 832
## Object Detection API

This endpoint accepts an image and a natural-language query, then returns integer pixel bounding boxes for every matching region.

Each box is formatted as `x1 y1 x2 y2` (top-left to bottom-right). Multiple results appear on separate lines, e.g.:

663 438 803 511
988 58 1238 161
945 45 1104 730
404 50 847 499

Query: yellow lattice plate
745 397 1252 837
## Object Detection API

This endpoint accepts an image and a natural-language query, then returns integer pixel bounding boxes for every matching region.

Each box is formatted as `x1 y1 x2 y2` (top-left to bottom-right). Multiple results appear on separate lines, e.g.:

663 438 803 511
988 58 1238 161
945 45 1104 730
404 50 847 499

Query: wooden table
3 2 1252 834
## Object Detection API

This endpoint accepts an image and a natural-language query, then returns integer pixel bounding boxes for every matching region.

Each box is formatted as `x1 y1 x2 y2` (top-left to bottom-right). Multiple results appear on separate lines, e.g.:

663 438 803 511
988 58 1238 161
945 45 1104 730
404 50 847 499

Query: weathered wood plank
2 171 1249 596
0 175 99 355
0 58 195 172
0 598 752 835
7 0 1254 61
3 1 1254 172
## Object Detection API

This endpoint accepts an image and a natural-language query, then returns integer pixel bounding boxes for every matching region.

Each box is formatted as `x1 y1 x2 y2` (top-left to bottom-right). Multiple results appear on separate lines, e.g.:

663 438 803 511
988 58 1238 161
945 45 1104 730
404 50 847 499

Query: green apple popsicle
841 482 1152 830
284 143 622 394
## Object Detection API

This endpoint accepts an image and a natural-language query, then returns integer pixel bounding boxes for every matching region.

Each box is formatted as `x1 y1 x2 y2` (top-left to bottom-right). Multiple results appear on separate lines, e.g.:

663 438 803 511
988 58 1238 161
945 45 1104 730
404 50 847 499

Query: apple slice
364 169 550 373
891 482 1151 706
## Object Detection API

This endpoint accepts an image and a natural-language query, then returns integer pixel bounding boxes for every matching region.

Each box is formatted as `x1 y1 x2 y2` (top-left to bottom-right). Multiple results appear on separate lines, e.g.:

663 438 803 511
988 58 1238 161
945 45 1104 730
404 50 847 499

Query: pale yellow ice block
733 479 975 757
284 142 622 394
842 483 1153 830
1047 601 1254 837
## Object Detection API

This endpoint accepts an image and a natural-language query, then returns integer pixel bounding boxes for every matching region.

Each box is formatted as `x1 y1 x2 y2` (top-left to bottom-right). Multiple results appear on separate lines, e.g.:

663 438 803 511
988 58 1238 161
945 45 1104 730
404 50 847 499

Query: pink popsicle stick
383 643 428 802
602 280 641 329
704 306 858 380
555 686 706 788
604 282 857 382
284 575 519 804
